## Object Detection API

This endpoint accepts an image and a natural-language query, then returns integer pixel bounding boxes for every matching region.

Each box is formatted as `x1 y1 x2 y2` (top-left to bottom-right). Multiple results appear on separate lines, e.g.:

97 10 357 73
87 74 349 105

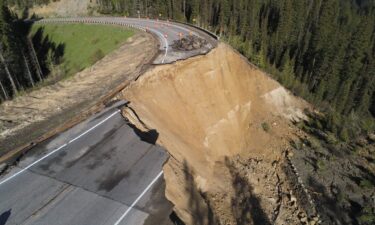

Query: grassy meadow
31 23 134 77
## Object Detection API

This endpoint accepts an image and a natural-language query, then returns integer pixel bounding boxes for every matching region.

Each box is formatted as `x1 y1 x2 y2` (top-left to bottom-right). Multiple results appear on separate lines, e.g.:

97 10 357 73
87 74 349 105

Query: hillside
96 0 375 137
12 0 96 17
120 43 314 224
3 1 374 224
121 42 375 225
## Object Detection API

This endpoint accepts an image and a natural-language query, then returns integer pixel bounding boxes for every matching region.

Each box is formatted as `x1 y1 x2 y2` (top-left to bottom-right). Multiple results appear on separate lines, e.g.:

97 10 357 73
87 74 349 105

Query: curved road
0 18 217 225
38 17 217 64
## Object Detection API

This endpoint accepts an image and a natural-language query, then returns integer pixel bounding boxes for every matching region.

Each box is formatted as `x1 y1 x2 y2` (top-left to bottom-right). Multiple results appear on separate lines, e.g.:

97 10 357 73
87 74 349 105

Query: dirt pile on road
120 43 316 224
172 35 208 51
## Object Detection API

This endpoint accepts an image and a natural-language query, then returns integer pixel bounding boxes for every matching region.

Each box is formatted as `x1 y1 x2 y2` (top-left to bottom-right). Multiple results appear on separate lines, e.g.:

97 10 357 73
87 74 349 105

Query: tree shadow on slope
177 158 272 225
182 160 216 225
307 175 354 225
0 15 66 101
225 158 272 225
31 26 65 77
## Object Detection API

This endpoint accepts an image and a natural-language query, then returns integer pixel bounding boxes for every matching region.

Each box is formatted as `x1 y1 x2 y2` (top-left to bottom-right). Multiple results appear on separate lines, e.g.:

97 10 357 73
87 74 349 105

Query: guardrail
171 20 219 41
36 18 147 32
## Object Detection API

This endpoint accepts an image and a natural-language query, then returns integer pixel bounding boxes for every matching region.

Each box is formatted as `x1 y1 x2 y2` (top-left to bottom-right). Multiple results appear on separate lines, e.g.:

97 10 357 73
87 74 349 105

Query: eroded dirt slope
29 0 96 17
120 43 318 224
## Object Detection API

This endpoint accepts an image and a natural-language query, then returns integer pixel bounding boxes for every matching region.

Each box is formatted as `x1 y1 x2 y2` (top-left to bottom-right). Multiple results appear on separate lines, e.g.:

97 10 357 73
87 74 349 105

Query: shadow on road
0 209 11 225
127 123 159 145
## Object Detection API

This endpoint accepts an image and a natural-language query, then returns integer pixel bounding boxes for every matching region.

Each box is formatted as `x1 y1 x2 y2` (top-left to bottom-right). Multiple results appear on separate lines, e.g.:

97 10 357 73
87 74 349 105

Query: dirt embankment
29 0 96 17
0 32 157 156
120 43 318 224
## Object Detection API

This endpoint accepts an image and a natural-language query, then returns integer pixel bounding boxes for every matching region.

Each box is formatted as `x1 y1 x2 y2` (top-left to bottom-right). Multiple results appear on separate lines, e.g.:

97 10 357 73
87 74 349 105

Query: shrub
325 133 338 145
261 122 270 132
90 49 105 64
339 127 350 142
91 38 100 45
317 159 326 171
290 140 302 150
357 206 375 225
360 179 373 189
307 137 321 150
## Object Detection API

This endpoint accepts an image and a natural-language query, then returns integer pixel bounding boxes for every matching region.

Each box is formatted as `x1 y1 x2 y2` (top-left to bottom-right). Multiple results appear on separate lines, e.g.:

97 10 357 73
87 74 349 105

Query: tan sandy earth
120 43 318 225
28 0 96 17
0 32 157 155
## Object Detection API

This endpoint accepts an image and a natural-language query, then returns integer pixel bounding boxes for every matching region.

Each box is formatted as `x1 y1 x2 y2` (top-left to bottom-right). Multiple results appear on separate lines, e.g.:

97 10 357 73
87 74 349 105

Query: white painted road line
0 143 67 186
150 29 169 63
0 109 121 186
113 171 164 225
68 110 120 144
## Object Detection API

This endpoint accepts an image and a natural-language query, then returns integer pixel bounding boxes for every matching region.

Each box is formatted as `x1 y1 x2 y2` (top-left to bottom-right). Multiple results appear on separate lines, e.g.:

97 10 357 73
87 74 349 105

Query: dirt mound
172 35 208 51
120 43 314 224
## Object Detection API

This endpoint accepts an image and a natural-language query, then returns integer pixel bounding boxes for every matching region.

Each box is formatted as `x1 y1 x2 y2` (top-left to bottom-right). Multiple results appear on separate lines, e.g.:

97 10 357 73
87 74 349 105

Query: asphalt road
38 17 217 64
0 17 218 225
0 101 173 225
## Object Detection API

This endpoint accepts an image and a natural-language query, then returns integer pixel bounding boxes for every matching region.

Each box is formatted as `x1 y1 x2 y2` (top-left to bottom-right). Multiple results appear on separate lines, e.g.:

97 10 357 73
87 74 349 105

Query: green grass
31 23 134 76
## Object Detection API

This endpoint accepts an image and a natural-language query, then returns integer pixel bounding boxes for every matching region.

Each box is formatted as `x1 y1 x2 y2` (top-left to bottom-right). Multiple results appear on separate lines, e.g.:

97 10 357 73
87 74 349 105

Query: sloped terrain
29 0 96 17
119 43 319 224
0 32 157 156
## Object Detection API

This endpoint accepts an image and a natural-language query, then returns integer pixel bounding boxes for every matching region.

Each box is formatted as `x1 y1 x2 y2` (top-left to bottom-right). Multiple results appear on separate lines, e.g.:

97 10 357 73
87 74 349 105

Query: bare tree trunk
145 0 148 17
0 51 17 95
184 0 186 15
0 79 9 100
22 51 34 87
27 38 43 82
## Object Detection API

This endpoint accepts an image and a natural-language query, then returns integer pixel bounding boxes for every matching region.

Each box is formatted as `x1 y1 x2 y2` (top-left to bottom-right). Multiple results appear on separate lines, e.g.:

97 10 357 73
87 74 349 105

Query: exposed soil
0 31 157 157
28 0 97 17
119 43 319 224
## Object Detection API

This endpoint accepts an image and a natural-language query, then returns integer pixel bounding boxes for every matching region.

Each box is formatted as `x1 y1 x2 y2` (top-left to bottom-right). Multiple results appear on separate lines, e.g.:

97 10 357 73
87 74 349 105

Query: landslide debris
172 35 208 51
119 43 317 225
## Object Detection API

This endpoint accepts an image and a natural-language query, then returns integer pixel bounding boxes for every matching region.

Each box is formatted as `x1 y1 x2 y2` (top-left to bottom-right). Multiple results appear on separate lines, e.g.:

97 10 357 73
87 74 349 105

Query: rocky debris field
172 35 208 51
291 120 375 225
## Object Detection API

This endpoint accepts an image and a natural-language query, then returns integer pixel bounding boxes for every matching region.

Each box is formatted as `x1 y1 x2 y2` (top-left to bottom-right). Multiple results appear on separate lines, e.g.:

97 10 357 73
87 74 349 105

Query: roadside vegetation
9 0 375 137
291 112 375 225
0 0 133 104
4 0 375 223
31 23 134 78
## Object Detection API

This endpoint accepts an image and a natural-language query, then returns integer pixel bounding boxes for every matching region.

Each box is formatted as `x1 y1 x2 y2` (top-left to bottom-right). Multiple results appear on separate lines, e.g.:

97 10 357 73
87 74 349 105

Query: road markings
113 171 164 225
68 110 120 144
148 28 168 63
0 109 120 186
